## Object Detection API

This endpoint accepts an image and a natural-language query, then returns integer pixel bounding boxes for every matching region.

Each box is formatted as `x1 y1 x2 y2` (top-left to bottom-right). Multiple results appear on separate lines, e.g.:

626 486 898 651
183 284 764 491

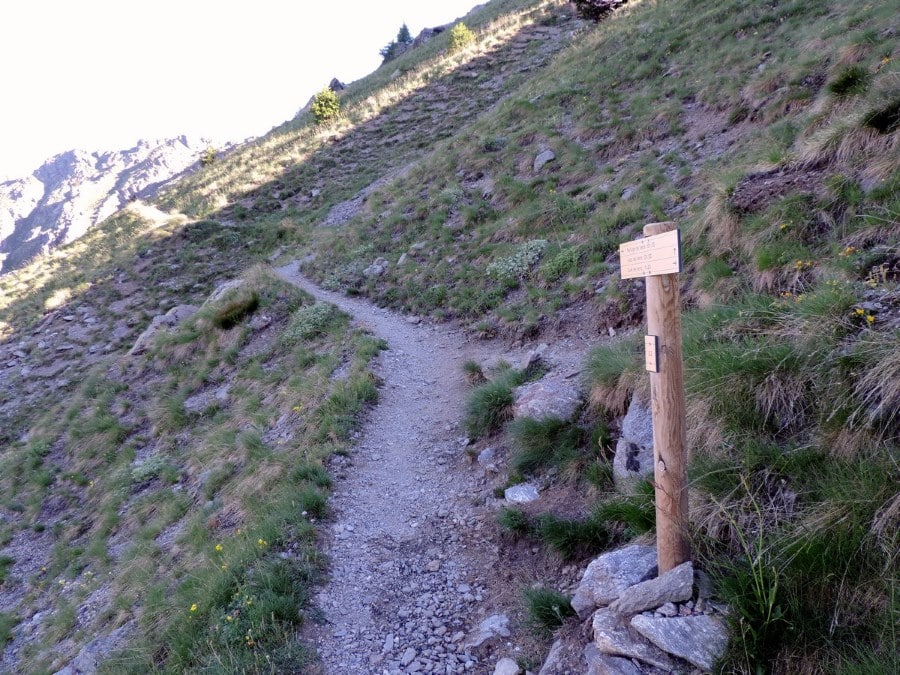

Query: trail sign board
618 229 682 279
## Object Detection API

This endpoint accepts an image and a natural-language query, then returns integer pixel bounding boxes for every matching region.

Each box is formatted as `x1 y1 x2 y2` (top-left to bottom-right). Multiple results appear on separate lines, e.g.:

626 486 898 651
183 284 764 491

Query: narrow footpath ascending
278 261 505 675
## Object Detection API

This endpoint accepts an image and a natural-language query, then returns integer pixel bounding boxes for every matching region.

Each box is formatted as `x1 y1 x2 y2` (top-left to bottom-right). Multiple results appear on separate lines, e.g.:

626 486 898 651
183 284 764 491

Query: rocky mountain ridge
0 136 212 274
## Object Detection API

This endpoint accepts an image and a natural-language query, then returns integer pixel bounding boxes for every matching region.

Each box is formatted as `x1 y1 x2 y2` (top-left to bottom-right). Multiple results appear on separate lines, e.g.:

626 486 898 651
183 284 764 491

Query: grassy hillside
1 0 897 672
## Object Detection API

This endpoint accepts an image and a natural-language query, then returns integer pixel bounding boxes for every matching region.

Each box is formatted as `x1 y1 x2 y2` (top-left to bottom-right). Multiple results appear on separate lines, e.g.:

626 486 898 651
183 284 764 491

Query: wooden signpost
619 222 690 573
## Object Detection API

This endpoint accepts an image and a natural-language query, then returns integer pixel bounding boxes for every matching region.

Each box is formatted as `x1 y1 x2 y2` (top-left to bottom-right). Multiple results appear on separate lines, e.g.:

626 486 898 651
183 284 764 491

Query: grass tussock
524 587 575 633
464 365 529 438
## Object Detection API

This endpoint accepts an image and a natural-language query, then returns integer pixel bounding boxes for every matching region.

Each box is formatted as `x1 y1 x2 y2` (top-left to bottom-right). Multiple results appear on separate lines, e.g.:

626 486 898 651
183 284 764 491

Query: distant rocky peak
0 136 211 275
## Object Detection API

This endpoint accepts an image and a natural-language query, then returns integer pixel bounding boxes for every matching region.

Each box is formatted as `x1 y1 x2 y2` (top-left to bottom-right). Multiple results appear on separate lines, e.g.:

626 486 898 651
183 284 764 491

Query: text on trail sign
619 229 682 279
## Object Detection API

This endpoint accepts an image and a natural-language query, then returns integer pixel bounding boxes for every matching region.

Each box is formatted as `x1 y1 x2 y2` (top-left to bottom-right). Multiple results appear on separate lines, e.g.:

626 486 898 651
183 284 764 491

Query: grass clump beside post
524 587 575 632
593 480 655 538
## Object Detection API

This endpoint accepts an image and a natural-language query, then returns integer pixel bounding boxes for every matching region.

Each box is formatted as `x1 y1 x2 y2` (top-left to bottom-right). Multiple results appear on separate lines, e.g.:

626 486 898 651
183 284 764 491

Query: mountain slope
0 137 211 274
0 0 898 673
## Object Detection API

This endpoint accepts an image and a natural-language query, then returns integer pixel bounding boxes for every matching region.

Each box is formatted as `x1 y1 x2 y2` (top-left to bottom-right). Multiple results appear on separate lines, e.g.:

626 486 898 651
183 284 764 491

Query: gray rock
610 561 693 617
53 622 135 674
537 639 565 674
621 395 654 446
584 644 642 675
593 608 674 670
477 447 497 467
205 279 245 305
631 614 728 672
463 614 510 648
494 657 521 675
128 305 199 355
657 602 677 617
397 253 408 266
621 185 637 201
504 483 539 504
363 258 389 277
513 375 581 422
248 314 272 331
572 545 657 619
519 342 548 372
613 395 654 492
533 150 556 172
400 646 417 666
32 360 73 379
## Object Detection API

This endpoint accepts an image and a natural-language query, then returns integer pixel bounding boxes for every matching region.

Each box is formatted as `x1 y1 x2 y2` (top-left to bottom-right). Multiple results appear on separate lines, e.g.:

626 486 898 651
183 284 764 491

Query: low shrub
448 22 475 52
283 302 335 342
312 88 341 124
487 240 548 281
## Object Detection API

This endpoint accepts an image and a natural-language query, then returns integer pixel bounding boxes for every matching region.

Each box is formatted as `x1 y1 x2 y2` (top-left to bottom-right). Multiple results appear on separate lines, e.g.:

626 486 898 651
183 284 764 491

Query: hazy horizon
0 0 481 181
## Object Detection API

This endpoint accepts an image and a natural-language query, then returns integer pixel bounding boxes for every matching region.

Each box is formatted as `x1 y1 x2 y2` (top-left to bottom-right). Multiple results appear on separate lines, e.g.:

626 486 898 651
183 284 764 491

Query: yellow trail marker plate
619 229 682 279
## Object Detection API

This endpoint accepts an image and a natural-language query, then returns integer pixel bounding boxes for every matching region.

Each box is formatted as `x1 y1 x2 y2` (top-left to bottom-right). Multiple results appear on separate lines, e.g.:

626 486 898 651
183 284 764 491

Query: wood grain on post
643 221 690 572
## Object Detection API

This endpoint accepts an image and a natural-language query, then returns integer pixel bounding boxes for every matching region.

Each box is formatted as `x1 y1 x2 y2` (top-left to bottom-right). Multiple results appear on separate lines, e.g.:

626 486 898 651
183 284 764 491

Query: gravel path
276 262 591 675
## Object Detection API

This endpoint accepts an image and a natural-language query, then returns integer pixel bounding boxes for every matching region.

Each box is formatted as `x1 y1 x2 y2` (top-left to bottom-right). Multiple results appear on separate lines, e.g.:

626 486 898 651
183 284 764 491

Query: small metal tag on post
619 222 690 573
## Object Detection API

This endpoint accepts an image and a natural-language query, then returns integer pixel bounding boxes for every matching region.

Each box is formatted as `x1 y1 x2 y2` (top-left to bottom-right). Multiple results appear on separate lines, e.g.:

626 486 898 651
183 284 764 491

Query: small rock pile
540 545 728 674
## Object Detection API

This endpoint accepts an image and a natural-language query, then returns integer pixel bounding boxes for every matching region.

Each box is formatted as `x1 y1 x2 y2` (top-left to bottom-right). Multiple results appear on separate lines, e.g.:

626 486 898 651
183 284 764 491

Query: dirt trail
276 262 591 674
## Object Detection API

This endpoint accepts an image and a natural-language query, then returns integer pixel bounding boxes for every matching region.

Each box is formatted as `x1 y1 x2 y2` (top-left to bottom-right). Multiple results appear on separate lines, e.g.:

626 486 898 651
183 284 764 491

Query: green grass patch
524 587 575 632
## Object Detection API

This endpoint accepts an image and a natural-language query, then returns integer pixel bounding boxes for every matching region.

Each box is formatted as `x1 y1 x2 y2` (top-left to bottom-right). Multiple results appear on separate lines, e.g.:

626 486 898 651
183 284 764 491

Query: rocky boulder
571 544 657 619
609 561 693 617
612 394 655 492
631 614 728 671
512 375 581 422
533 149 556 172
128 305 198 355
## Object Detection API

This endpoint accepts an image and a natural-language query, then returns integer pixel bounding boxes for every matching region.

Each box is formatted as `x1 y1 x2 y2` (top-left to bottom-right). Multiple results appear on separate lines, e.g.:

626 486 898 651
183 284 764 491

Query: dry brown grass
836 42 872 66
849 334 900 438
800 115 900 179
692 186 742 255
685 397 726 459
587 367 646 417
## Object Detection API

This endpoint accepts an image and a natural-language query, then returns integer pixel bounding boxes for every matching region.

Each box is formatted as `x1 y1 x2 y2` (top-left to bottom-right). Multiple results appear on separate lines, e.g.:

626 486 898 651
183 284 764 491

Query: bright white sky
0 0 481 180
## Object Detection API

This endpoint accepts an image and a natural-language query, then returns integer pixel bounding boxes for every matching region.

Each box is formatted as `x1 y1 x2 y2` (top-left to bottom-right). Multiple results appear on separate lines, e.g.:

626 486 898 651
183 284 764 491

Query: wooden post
643 221 690 572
